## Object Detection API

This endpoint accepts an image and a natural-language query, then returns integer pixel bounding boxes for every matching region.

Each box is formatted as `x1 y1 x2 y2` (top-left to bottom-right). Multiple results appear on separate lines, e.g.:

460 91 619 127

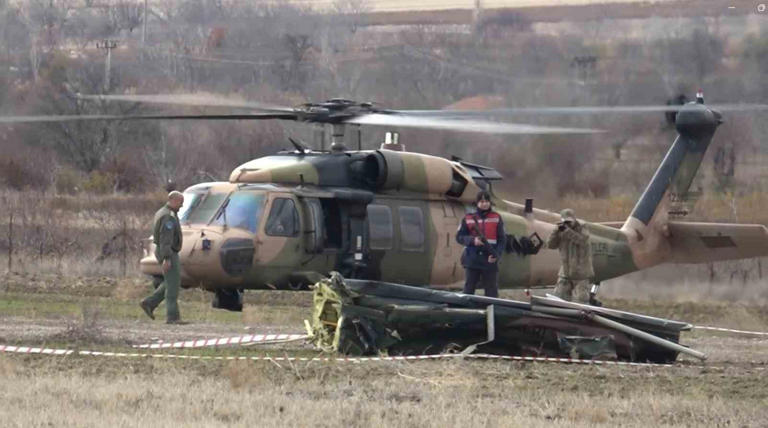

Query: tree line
0 0 766 198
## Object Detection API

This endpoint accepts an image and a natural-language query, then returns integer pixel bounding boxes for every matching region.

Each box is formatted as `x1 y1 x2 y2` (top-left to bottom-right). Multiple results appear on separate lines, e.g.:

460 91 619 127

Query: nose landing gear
212 288 244 312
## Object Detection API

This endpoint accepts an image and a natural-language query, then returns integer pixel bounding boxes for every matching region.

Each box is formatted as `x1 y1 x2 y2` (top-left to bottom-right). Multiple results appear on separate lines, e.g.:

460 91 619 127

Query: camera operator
546 209 595 304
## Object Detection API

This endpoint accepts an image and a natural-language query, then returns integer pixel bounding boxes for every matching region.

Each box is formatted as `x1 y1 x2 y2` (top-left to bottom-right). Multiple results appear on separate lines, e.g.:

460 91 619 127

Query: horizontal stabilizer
667 222 768 263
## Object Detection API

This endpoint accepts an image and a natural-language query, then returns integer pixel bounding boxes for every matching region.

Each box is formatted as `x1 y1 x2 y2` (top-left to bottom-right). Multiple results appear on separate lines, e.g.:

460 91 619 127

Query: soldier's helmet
560 208 576 222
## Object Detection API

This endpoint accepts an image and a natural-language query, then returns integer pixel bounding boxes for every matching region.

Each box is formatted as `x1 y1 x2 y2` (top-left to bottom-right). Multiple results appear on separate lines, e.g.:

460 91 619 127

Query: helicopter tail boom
620 102 723 269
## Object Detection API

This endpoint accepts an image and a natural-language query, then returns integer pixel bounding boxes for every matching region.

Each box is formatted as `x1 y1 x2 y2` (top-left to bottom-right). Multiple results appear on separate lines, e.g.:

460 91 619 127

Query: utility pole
473 0 483 28
142 0 148 52
97 39 118 93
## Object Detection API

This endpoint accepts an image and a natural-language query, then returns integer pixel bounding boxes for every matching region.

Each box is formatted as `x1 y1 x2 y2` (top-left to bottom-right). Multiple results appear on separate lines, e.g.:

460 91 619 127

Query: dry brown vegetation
1 356 767 427
2 279 768 427
1 1 767 199
1 4 767 425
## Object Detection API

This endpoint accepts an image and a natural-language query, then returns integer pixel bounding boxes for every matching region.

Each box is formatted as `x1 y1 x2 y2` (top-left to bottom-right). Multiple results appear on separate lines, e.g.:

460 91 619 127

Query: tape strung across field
3 323 768 369
0 343 672 368
693 325 768 336
132 334 308 349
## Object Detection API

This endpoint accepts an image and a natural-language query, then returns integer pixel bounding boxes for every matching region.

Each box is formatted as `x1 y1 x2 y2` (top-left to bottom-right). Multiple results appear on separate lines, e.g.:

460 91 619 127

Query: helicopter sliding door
425 200 463 287
365 198 431 286
299 192 376 280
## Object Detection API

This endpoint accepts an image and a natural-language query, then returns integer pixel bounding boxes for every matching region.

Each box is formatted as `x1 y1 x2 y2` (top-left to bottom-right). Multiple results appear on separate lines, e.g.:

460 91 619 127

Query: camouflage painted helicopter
4 94 768 311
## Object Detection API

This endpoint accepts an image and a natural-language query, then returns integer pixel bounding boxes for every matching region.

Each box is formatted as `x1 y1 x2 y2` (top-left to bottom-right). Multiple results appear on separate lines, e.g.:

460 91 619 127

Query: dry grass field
1 274 768 427
1 191 767 426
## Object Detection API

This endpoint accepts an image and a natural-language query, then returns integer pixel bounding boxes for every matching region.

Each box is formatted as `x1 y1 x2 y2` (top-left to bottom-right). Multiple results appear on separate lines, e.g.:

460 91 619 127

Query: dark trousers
463 268 499 298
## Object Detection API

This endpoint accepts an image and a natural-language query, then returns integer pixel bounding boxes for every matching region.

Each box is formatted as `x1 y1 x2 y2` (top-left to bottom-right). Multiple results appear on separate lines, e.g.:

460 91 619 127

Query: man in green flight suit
140 191 185 324
547 208 594 304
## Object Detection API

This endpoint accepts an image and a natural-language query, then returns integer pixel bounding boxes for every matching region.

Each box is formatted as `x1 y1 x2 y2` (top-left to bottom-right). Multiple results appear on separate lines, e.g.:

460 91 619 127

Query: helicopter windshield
211 191 266 233
182 191 228 224
178 191 204 222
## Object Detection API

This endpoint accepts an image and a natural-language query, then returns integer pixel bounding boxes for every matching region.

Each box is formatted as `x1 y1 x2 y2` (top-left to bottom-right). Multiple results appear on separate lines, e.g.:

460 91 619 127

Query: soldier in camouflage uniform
140 191 185 323
547 208 594 304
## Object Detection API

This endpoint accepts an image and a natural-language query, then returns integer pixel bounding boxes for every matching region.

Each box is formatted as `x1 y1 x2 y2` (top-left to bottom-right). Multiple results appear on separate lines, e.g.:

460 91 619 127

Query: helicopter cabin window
211 191 266 233
398 206 424 252
266 198 300 237
367 204 393 250
184 192 228 225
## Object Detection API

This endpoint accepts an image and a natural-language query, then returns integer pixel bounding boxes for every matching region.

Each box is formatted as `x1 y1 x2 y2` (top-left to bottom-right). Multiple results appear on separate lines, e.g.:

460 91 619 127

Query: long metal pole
587 312 707 361
532 305 707 361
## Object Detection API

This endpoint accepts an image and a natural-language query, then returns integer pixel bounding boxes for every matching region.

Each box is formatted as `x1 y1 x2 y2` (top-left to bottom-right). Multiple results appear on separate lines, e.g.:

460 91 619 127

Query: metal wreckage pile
307 273 706 363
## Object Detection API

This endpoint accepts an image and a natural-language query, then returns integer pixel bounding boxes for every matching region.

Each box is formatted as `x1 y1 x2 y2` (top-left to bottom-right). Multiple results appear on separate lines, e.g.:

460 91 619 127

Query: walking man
547 208 594 304
140 191 185 324
456 191 506 297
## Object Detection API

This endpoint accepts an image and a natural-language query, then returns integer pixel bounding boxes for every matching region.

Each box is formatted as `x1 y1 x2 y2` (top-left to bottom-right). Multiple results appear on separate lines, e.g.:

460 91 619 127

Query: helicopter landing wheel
212 288 243 312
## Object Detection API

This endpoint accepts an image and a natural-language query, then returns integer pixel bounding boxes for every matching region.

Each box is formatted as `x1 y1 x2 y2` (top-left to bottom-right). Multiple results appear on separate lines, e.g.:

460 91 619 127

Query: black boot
589 294 603 307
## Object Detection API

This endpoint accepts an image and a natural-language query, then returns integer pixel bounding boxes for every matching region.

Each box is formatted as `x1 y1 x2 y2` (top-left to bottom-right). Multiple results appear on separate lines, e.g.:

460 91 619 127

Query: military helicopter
4 93 768 311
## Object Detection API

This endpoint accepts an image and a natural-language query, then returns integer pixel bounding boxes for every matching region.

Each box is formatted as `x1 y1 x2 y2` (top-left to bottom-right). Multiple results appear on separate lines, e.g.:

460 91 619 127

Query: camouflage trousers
142 252 181 322
553 277 590 304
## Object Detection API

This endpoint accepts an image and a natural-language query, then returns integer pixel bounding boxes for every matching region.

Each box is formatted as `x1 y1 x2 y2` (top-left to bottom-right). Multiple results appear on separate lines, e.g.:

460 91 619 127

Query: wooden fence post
7 212 13 274
121 218 127 277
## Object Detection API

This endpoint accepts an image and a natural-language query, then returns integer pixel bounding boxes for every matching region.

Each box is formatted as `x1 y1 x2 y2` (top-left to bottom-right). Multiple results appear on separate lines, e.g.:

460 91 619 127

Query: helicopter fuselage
140 104 768 311
140 152 637 293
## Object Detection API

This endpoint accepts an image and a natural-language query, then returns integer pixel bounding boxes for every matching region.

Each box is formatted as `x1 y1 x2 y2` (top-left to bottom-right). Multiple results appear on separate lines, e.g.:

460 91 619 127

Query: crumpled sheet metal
307 273 691 363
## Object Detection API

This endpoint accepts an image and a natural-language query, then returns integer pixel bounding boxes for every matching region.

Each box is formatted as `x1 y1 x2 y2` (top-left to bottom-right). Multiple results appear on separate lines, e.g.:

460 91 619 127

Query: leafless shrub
49 304 107 344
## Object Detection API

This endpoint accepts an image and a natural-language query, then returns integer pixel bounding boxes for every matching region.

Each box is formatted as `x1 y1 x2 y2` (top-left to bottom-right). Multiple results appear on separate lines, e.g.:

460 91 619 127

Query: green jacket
153 204 182 263
547 223 594 280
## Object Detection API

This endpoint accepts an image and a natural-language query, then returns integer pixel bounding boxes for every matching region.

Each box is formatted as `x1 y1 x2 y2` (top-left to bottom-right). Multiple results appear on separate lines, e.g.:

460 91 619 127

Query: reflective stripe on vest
465 212 500 243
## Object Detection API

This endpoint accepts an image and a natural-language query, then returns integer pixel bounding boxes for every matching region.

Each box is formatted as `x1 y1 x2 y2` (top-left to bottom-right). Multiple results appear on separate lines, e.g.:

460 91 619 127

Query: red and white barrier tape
0 343 673 368
133 333 308 349
130 325 768 351
0 345 73 356
693 326 768 337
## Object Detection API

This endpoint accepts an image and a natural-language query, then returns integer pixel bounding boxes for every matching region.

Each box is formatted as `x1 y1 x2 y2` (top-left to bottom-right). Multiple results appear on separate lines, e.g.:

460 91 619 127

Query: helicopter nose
220 238 256 276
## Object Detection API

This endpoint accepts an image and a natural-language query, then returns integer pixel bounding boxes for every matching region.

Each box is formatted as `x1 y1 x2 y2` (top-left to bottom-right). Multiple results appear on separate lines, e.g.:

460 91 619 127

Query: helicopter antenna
288 137 309 154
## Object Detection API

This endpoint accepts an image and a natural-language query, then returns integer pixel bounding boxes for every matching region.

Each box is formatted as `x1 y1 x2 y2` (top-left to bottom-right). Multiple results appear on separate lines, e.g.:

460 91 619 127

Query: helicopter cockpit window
178 191 204 223
211 191 266 233
367 204 393 250
398 206 425 252
266 198 299 237
184 192 228 225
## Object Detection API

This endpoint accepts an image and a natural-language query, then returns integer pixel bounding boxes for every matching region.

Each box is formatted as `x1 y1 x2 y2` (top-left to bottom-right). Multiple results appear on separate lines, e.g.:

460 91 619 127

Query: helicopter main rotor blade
344 113 602 134
0 112 298 124
77 93 295 113
397 103 768 117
